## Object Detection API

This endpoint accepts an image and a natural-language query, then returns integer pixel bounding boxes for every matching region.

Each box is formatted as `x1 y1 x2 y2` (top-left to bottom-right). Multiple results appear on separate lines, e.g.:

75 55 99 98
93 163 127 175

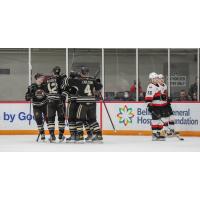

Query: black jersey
25 83 47 106
61 77 79 101
46 75 64 101
76 77 100 103
62 76 102 103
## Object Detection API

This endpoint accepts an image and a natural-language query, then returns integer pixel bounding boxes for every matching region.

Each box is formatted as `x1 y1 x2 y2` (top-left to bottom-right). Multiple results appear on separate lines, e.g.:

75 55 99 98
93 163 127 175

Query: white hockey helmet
149 72 158 80
158 74 164 79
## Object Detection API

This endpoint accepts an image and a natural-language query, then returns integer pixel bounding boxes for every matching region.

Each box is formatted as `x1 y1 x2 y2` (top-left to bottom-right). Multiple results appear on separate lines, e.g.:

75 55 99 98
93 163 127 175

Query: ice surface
0 135 200 152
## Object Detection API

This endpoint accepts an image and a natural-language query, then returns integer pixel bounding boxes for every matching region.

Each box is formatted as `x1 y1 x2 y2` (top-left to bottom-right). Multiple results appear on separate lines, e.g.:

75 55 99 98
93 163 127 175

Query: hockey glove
69 86 78 95
95 80 103 91
60 73 67 79
161 94 167 101
25 93 32 101
147 103 153 113
167 97 172 103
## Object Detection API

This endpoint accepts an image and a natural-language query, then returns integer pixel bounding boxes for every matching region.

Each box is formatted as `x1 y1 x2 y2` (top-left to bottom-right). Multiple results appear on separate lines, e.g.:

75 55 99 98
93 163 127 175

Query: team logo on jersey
117 105 135 126
35 89 45 99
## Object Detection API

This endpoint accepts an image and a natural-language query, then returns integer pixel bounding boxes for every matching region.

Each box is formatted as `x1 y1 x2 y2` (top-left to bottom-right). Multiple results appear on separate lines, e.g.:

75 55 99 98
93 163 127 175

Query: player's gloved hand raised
60 73 67 79
147 103 153 113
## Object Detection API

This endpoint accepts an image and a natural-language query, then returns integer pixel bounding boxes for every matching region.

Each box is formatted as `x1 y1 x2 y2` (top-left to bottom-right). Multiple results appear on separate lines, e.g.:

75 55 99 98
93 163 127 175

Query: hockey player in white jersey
157 74 176 136
157 74 169 135
145 72 166 141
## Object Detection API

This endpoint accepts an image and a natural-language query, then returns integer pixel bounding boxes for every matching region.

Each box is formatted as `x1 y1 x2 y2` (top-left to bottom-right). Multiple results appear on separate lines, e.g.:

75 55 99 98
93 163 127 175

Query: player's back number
48 82 58 94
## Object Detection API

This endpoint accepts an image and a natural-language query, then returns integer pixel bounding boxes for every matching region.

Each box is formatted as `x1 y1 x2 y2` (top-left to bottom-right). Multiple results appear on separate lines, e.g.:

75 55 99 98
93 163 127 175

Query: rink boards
0 101 200 136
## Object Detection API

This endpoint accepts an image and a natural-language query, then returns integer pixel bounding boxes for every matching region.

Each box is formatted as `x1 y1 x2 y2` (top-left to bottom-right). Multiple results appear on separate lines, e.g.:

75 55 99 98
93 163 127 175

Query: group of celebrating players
145 72 179 141
25 66 103 143
25 66 180 143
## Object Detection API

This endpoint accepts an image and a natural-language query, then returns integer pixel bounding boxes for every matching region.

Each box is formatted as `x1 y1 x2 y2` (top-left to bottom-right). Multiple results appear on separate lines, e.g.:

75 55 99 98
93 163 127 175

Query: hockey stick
151 111 184 141
99 92 117 133
34 85 42 142
36 131 40 142
28 48 32 126
28 90 32 126
94 69 100 79
93 69 117 132
28 49 40 142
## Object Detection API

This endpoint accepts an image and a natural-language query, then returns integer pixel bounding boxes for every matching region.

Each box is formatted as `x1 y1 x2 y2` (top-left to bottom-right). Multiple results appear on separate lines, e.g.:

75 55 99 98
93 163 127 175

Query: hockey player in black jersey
46 66 66 142
75 66 103 142
61 71 80 142
25 73 47 141
61 70 95 142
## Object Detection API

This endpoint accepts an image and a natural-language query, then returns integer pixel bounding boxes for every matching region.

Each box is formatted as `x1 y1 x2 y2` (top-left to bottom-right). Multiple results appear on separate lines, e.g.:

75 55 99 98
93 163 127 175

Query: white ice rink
0 135 200 152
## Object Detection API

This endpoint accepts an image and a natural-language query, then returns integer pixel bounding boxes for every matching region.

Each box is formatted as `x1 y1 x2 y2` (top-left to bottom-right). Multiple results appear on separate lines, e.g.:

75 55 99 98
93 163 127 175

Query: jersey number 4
84 84 92 96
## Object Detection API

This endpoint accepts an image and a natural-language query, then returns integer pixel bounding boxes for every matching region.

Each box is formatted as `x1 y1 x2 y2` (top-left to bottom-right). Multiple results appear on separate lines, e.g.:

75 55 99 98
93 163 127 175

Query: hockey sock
76 121 84 136
90 121 102 135
169 115 175 131
48 121 55 135
37 124 44 133
68 121 76 136
84 121 92 135
161 117 169 132
58 121 65 134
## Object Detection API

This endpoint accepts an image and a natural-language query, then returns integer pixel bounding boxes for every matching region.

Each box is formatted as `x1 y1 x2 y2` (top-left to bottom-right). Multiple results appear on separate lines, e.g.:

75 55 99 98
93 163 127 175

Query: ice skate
92 134 103 144
49 131 56 143
97 134 103 141
40 133 46 141
166 129 174 137
85 134 93 142
66 133 76 143
152 132 166 141
75 133 84 144
58 132 65 143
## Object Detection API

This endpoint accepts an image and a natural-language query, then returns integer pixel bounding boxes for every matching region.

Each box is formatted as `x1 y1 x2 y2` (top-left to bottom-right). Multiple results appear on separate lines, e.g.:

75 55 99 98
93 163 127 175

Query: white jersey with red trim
145 83 167 106
159 83 168 103
159 83 167 95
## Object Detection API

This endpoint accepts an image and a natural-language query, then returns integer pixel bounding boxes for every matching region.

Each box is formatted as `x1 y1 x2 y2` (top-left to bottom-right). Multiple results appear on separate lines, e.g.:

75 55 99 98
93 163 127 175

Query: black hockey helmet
80 65 89 76
70 70 78 78
52 66 61 75
34 73 44 80
96 78 101 83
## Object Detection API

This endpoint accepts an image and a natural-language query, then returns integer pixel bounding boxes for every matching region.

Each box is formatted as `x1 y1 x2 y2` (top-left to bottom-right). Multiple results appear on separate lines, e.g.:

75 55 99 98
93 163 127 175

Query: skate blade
37 139 47 143
152 138 166 141
66 140 76 144
74 140 85 144
92 140 104 144
48 139 57 143
85 140 93 143
59 137 66 143
167 135 173 138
